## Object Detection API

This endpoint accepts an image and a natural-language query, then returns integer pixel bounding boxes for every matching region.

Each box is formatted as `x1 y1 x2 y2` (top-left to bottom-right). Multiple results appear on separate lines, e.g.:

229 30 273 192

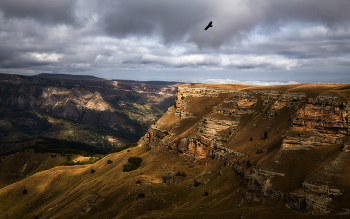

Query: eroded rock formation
140 83 350 214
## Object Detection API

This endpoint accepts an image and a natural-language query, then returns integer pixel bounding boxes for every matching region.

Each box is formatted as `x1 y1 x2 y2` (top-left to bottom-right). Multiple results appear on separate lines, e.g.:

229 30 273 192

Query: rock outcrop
282 94 349 150
140 83 350 214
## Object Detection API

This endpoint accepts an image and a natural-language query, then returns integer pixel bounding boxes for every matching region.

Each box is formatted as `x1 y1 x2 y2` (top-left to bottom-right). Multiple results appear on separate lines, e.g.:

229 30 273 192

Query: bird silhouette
204 21 213 30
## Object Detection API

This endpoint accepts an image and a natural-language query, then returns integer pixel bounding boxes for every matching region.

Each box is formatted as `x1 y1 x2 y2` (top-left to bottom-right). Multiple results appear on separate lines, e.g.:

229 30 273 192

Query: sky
0 0 349 85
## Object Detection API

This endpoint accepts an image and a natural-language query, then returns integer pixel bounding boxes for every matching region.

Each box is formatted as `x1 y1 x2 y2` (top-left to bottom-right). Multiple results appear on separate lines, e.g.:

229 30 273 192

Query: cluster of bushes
175 171 187 177
137 193 145 199
193 179 201 187
58 155 104 166
123 157 142 172
22 136 107 156
109 142 138 154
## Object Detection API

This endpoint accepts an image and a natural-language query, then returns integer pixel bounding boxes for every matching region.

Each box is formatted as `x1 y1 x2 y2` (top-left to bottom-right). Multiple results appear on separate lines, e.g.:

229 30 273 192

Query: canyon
0 73 181 154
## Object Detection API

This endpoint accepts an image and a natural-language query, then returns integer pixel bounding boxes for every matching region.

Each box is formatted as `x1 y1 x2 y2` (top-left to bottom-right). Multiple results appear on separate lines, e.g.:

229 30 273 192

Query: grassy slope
0 149 94 188
0 145 342 219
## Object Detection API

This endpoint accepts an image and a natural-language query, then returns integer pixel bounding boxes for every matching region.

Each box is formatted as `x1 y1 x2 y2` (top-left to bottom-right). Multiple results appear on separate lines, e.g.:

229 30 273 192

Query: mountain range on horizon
34 73 184 86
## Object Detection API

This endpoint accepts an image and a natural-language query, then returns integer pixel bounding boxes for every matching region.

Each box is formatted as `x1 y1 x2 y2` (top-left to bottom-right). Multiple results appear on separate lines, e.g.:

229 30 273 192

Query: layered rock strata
140 83 350 214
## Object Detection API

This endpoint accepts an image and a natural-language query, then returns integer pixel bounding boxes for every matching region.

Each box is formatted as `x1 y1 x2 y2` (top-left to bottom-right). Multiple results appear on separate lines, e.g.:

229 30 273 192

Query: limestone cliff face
140 83 350 214
142 84 312 158
143 84 349 157
282 94 349 150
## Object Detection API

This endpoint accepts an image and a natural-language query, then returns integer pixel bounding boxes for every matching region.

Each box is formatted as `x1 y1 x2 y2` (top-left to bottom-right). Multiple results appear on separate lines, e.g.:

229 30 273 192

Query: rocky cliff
141 83 350 214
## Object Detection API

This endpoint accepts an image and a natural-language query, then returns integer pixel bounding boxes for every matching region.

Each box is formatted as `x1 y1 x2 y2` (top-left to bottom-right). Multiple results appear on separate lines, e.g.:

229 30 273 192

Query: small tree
246 160 252 168
23 188 28 194
264 131 268 139
204 191 209 196
91 168 96 174
137 193 145 199
107 159 113 164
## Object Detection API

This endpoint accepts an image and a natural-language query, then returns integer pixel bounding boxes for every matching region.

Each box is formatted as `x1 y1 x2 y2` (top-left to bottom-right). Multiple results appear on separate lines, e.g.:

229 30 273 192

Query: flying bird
204 21 213 30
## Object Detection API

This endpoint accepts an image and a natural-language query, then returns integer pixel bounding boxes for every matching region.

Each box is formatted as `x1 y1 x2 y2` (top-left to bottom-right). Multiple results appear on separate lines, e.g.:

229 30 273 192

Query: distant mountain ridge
35 73 103 80
35 73 183 85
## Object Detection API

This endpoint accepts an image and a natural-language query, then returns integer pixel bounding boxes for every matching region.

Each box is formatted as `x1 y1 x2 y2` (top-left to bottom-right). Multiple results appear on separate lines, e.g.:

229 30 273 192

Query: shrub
123 157 142 172
264 131 268 139
107 159 113 164
136 180 141 184
128 157 142 167
204 191 209 196
193 179 201 187
66 155 72 161
137 193 145 199
175 171 187 177
256 149 263 154
91 169 96 174
23 188 28 194
249 137 253 141
246 160 252 168
58 160 75 166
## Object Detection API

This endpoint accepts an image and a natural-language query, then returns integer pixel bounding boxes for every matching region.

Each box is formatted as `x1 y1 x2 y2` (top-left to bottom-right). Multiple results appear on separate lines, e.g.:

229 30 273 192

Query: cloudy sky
0 0 349 84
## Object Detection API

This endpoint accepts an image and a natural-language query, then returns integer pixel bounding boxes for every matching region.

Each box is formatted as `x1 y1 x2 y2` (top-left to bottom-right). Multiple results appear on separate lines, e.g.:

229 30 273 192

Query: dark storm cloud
102 0 209 43
0 0 349 83
0 0 78 25
101 0 350 47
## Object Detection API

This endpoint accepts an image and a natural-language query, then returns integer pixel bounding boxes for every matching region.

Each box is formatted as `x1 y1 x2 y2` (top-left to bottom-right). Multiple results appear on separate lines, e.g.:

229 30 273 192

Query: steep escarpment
141 83 350 214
